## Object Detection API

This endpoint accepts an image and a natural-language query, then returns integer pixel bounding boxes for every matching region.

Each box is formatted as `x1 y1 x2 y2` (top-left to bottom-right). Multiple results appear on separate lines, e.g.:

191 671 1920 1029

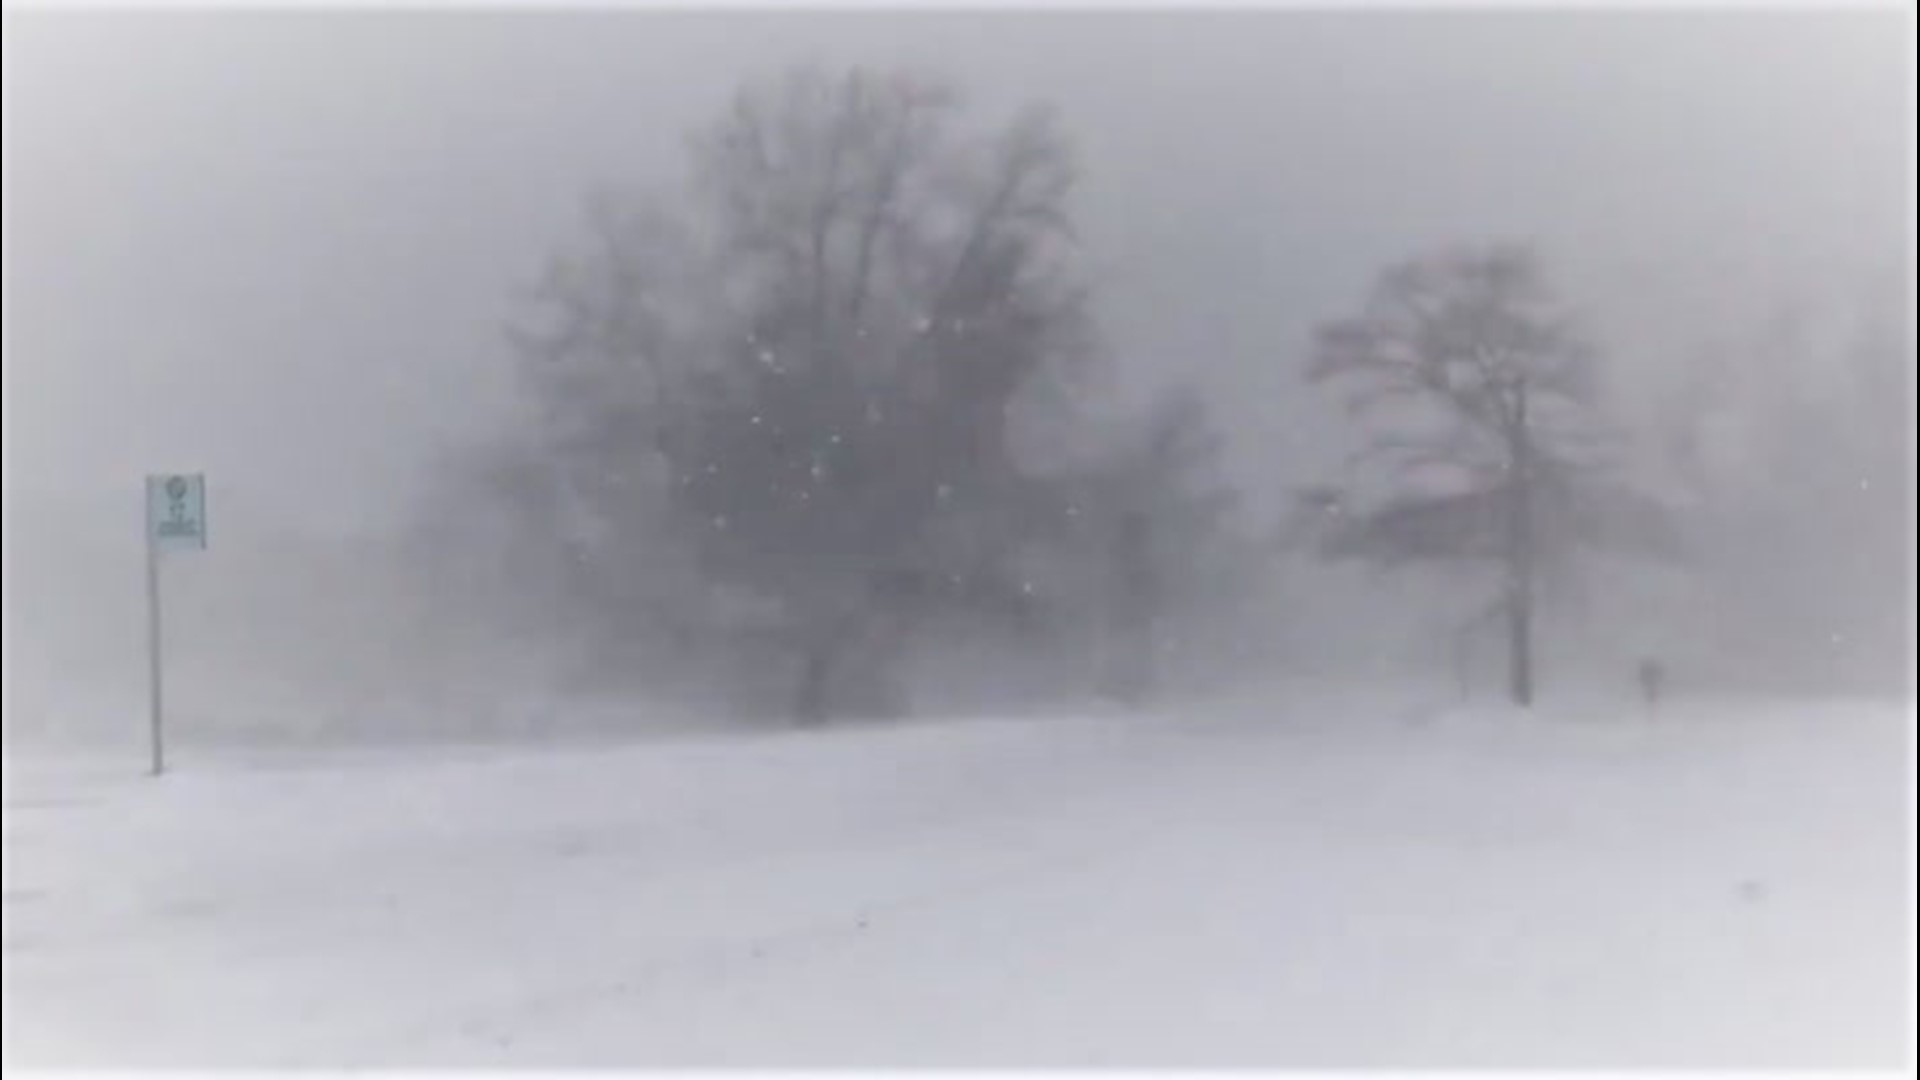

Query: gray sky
4 9 1912 536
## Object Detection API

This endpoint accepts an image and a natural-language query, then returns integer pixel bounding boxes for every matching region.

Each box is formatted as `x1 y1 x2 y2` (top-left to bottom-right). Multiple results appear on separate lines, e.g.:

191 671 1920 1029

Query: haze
4 7 1917 1070
2 9 1913 729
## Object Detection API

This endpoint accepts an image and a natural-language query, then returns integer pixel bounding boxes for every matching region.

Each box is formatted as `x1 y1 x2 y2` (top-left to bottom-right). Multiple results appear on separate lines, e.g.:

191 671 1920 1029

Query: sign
143 472 206 776
146 473 207 552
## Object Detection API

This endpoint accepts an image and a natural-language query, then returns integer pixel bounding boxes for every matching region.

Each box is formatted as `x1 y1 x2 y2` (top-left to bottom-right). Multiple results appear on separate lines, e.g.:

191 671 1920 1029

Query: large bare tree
508 66 1096 723
1308 244 1618 706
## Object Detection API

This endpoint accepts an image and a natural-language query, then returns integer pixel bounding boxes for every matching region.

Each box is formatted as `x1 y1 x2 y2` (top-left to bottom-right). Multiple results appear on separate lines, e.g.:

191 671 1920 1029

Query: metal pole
146 500 165 777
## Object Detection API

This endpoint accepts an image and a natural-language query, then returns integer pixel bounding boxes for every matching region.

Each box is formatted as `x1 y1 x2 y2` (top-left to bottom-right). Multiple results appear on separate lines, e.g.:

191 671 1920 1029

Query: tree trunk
1135 615 1158 705
1102 510 1158 707
1099 620 1155 707
1507 578 1533 707
793 601 914 725
794 637 838 726
1506 380 1537 707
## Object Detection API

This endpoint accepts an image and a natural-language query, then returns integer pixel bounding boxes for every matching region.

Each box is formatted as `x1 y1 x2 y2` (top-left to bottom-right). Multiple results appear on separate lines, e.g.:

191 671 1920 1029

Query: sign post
144 474 207 776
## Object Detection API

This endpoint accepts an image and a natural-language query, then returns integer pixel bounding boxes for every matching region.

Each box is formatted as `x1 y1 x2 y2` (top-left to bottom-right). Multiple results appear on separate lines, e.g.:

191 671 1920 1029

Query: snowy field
3 693 1913 1069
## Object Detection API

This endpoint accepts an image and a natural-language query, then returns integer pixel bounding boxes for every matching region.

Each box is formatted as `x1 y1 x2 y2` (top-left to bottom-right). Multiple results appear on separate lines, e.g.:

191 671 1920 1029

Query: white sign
146 474 207 552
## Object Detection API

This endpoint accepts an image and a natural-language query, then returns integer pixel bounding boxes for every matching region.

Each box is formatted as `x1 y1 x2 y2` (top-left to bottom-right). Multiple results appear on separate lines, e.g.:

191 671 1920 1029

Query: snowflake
750 414 763 425
936 482 953 501
810 462 827 481
712 515 729 531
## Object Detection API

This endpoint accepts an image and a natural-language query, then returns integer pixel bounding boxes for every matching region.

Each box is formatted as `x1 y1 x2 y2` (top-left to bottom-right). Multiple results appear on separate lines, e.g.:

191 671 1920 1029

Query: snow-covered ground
3 692 1913 1068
